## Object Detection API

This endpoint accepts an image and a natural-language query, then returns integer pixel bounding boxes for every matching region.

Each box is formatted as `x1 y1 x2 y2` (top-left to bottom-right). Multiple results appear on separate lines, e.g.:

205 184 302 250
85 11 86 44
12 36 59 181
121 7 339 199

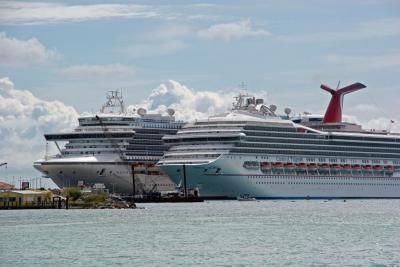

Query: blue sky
0 0 399 183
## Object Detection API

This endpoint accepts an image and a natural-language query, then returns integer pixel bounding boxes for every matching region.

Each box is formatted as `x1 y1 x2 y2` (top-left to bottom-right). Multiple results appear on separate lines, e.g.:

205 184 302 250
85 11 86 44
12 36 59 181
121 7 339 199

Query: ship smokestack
321 82 366 123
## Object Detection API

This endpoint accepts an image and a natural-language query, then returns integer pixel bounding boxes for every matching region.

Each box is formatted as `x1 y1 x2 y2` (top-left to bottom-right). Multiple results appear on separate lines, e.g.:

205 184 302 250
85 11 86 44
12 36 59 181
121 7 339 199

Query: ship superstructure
158 84 400 198
34 91 185 194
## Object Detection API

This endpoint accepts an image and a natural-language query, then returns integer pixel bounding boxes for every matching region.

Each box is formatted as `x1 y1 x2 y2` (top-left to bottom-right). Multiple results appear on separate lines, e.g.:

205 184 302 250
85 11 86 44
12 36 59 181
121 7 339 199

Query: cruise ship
158 83 400 198
34 91 185 195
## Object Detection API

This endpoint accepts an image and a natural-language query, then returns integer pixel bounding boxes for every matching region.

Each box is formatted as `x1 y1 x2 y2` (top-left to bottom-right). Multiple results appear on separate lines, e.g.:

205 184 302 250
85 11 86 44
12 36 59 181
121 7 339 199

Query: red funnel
321 82 366 123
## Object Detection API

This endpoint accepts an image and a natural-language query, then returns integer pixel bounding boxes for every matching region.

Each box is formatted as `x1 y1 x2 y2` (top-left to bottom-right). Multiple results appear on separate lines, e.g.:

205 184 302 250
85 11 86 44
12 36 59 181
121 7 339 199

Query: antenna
388 120 395 133
239 82 247 91
100 89 126 114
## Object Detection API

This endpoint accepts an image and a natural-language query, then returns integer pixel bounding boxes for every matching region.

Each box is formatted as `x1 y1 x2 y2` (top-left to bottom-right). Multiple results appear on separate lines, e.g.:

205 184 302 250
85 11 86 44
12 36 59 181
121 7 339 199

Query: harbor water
1 200 400 266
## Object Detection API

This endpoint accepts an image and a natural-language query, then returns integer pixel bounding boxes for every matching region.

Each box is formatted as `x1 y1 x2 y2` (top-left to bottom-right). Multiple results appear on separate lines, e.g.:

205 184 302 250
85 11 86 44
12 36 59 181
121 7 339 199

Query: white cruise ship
34 91 185 195
158 83 400 199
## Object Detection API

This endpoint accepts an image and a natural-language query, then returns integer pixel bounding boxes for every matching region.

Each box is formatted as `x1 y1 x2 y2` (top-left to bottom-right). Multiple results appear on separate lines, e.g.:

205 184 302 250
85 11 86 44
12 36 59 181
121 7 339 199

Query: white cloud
326 53 400 71
128 80 235 121
198 19 271 42
0 2 161 25
0 32 58 66
348 104 379 113
277 17 400 43
60 64 135 78
344 115 400 133
0 77 78 170
128 80 400 133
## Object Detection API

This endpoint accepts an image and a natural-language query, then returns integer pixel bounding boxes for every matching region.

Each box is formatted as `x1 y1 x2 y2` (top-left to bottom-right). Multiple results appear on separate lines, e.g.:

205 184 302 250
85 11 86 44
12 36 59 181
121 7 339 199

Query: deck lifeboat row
245 161 396 175
132 163 160 174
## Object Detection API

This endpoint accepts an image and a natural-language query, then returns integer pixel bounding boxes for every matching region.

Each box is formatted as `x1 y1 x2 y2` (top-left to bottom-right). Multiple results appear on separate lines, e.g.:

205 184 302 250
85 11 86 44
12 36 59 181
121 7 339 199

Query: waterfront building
0 190 53 208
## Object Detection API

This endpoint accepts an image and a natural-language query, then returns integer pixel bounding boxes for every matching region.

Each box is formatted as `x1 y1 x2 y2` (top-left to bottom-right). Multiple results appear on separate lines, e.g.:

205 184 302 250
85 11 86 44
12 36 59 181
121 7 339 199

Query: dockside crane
0 162 7 168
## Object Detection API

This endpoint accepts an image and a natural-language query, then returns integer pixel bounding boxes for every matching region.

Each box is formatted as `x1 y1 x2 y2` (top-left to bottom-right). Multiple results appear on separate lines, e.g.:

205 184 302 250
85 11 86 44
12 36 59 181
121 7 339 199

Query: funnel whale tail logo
320 82 366 123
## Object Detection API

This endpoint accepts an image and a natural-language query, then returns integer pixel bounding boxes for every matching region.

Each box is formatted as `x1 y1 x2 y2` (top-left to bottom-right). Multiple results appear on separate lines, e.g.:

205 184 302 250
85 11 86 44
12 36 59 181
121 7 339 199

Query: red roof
0 181 14 190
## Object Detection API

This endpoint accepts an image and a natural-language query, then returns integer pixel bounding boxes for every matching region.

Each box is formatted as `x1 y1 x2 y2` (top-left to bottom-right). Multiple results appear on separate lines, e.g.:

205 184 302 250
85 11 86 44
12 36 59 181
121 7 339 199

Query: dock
124 195 204 203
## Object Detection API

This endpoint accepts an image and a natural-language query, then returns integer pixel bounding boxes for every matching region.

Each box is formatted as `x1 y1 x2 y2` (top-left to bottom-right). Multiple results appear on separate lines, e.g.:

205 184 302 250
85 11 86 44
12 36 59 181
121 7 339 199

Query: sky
0 0 399 184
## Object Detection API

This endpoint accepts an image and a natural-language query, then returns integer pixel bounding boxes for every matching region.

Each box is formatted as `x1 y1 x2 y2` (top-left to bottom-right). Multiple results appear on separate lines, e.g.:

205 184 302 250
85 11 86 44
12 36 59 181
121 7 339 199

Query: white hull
34 156 175 194
160 155 400 198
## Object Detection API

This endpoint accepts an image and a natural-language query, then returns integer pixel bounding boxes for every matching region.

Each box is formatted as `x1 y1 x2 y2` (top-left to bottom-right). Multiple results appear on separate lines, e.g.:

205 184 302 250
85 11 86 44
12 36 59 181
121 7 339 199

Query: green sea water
1 200 400 266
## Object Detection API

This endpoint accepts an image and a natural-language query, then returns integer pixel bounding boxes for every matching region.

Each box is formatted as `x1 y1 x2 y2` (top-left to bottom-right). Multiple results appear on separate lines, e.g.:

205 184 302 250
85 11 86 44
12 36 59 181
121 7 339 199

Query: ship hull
34 156 176 194
160 155 400 199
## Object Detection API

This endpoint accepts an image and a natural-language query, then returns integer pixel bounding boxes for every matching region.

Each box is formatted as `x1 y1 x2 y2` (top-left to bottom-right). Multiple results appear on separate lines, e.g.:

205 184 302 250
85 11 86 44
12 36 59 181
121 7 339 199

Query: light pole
183 164 187 197
110 183 115 195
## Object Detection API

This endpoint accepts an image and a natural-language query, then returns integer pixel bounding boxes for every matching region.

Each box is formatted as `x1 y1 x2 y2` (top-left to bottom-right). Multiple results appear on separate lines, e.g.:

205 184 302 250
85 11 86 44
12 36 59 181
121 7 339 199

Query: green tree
67 187 82 201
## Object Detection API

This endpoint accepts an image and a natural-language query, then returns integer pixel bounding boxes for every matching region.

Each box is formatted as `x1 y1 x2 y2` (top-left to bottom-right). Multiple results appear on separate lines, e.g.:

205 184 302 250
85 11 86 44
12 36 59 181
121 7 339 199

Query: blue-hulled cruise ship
158 83 400 199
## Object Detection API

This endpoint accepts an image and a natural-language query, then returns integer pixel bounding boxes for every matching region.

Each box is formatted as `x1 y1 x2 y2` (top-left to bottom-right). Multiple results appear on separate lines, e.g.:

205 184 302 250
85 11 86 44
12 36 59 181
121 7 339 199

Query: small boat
237 194 256 201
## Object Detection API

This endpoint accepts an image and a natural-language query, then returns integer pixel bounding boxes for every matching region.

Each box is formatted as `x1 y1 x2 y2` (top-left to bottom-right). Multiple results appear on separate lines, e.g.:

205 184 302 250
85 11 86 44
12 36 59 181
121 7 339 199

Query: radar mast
100 90 126 114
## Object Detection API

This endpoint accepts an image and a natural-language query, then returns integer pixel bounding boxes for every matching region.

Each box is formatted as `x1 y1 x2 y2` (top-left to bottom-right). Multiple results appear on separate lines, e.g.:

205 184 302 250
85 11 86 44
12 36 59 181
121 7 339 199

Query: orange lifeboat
343 164 352 170
373 165 384 171
318 163 330 170
132 163 146 172
260 162 272 169
307 163 318 169
330 164 342 170
148 164 159 172
352 164 362 170
272 162 284 168
284 163 296 169
296 163 307 169
362 165 373 171
260 162 272 172
385 166 395 172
